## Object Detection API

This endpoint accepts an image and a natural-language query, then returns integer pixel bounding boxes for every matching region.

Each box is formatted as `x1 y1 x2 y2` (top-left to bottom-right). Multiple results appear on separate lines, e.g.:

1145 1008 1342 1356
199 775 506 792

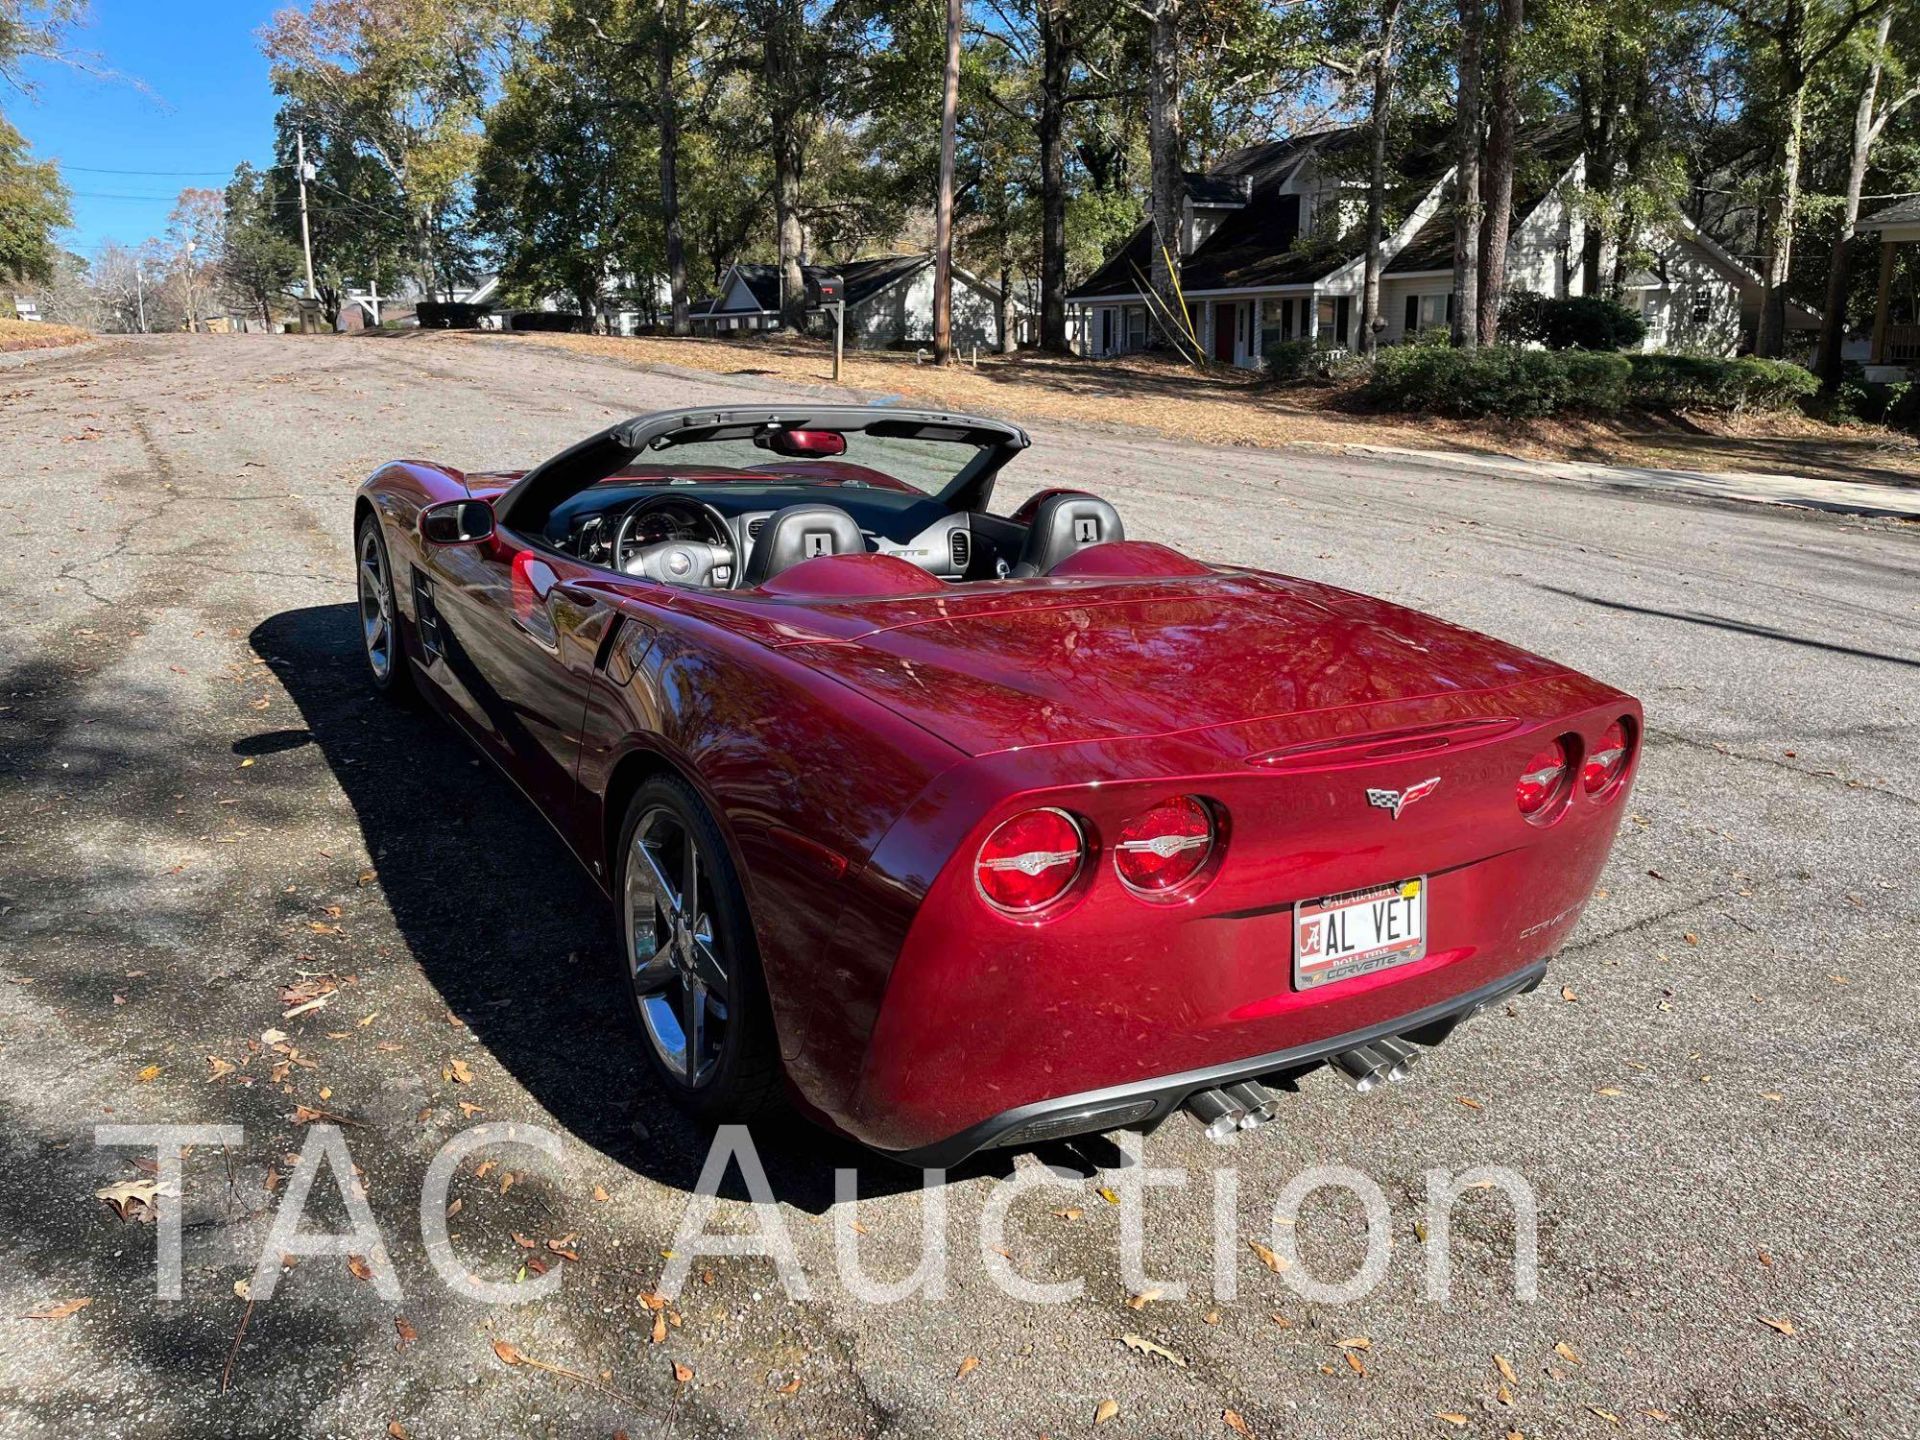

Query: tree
0 0 87 95
1477 0 1522 342
934 0 963 363
1451 0 1483 346
1813 5 1918 384
1712 0 1893 355
1360 0 1407 355
221 164 302 326
1143 0 1190 355
162 188 223 331
262 0 520 301
0 112 67 285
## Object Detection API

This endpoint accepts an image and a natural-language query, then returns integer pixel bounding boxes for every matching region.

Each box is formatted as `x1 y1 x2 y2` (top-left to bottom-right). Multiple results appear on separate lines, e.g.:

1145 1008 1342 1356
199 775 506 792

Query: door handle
554 581 601 606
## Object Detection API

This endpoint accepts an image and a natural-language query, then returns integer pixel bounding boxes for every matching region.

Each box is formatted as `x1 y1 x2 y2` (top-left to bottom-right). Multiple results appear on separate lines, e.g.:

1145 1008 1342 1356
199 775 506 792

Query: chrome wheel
625 805 731 1087
358 525 394 682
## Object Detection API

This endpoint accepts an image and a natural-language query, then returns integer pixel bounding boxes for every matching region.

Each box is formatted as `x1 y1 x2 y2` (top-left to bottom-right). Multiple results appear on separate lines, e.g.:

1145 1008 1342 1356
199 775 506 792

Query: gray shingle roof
1858 197 1920 230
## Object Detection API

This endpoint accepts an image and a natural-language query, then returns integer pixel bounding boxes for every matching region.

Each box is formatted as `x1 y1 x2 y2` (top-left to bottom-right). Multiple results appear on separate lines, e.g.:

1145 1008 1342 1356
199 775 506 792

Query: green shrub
1501 291 1647 351
1625 353 1817 413
1364 344 1628 418
1559 351 1633 413
1264 338 1318 382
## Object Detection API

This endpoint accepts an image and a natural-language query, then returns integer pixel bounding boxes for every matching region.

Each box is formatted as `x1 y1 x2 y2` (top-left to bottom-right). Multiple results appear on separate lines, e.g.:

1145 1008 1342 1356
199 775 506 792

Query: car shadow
249 605 1126 1213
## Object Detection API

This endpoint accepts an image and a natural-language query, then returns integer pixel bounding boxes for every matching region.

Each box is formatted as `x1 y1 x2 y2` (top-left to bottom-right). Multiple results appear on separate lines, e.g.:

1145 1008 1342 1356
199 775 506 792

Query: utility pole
295 128 318 313
932 0 962 364
135 261 147 334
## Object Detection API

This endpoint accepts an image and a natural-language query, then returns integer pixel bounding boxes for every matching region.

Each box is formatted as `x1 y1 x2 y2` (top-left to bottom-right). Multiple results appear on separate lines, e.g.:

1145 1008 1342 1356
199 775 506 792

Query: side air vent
949 529 971 572
747 517 766 542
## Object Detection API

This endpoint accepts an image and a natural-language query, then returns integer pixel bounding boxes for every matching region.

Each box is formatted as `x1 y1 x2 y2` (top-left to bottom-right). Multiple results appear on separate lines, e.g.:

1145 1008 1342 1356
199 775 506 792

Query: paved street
1 332 1915 1439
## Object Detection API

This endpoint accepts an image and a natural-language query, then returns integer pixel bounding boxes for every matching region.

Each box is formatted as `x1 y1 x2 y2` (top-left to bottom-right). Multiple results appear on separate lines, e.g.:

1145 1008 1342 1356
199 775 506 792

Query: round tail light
975 808 1085 913
1516 739 1572 821
1114 795 1215 895
1583 719 1632 797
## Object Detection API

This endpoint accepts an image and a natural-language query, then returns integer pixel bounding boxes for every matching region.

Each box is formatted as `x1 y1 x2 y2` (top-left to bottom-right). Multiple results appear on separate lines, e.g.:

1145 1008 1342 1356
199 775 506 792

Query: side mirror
420 499 495 545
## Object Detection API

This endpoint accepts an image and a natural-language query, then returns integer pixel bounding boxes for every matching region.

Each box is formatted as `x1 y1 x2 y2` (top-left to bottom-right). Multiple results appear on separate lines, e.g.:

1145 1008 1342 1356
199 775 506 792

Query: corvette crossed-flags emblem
1365 776 1441 820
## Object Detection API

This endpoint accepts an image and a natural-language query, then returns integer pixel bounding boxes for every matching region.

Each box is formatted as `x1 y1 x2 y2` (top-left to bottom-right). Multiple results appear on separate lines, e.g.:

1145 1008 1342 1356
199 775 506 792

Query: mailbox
805 271 844 308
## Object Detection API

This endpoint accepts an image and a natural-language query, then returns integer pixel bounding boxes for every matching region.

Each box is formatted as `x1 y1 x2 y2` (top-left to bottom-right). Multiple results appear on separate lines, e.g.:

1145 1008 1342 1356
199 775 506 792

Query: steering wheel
614 497 737 589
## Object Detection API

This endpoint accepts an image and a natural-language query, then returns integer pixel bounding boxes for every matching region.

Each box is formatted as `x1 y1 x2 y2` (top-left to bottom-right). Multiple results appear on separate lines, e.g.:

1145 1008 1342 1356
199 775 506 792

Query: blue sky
12 1 282 256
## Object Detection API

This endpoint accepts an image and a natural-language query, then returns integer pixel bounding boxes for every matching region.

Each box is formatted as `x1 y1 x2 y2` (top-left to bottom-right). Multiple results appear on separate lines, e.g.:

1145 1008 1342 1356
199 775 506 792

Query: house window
1261 298 1288 352
1126 306 1147 351
1418 293 1449 332
1690 289 1712 324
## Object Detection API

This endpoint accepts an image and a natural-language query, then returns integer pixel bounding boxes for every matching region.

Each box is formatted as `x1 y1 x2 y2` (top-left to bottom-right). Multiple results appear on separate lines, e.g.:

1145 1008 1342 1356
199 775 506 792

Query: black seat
1011 492 1125 577
744 504 867 586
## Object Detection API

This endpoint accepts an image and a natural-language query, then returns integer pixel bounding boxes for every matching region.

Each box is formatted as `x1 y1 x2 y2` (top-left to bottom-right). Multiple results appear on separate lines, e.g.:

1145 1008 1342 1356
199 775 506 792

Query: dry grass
0 318 91 354
462 328 1920 487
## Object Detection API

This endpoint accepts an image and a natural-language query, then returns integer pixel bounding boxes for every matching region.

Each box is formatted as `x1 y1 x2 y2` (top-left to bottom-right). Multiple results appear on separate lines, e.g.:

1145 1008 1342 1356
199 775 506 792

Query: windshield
644 431 981 495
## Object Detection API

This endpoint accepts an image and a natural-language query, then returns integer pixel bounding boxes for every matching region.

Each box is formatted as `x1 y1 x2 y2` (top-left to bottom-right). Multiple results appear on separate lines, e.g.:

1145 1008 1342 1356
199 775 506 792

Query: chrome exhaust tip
1331 1045 1393 1093
1370 1036 1419 1084
1184 1088 1248 1143
1223 1080 1280 1128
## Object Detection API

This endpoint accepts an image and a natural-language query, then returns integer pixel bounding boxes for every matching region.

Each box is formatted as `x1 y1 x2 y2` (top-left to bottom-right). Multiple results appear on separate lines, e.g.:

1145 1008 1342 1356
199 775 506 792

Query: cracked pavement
0 332 1915 1439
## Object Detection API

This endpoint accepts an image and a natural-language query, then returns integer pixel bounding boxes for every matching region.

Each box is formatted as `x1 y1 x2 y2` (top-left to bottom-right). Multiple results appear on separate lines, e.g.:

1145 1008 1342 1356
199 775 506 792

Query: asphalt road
1 333 1915 1440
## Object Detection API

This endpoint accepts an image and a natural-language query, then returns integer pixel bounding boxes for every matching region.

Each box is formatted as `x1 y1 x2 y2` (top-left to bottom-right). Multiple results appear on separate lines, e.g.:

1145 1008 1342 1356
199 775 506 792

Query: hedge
1502 292 1649 352
1624 353 1818 413
1364 345 1815 419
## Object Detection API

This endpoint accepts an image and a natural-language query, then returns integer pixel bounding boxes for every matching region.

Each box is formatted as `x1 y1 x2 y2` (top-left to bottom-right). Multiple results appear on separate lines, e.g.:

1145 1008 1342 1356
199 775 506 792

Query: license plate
1293 877 1427 990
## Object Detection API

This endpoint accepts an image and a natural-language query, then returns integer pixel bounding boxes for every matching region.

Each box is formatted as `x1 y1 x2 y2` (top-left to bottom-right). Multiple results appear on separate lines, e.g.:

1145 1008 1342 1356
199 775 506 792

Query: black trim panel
879 960 1548 1168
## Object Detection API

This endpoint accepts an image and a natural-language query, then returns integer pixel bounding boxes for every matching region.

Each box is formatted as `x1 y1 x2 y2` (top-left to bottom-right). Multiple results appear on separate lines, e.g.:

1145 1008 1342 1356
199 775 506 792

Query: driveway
1 333 1914 1439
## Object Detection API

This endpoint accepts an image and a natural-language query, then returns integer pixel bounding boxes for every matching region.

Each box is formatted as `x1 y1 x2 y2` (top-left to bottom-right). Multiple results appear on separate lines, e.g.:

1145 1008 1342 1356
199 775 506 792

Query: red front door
1213 302 1236 363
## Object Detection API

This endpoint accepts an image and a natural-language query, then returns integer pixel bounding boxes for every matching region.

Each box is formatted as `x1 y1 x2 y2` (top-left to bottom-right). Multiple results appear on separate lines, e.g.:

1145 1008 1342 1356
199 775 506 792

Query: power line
58 164 290 176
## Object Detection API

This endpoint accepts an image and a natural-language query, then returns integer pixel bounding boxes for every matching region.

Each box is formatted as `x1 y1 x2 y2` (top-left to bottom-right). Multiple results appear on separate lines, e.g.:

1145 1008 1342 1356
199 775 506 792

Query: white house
1068 120 1818 366
695 254 1025 351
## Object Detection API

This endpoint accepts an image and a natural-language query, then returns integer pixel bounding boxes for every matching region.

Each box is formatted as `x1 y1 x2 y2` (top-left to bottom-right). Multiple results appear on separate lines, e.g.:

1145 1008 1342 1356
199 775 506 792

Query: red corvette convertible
354 405 1638 1164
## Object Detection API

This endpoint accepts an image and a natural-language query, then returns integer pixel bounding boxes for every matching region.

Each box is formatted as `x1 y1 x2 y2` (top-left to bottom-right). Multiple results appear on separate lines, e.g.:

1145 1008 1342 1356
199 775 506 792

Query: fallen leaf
776 1375 801 1395
1249 1240 1289 1273
1560 986 1579 1003
136 1064 161 1083
1436 1415 1469 1427
283 992 334 1020
1052 1206 1083 1220
592 1185 610 1203
205 1056 235 1081
347 1255 373 1283
1096 1186 1119 1204
1596 1086 1625 1097
448 1057 474 1085
954 1355 980 1379
1223 1408 1252 1436
95 1178 165 1220
1554 1340 1582 1364
1457 1096 1483 1110
1335 1337 1371 1351
1125 1288 1163 1310
387 1425 408 1440
1587 1406 1621 1425
23 1297 91 1321
1759 1315 1796 1335
394 1316 417 1350
492 1338 524 1366
673 1361 693 1384
1094 1400 1119 1426
1495 1354 1517 1385
650 1310 668 1344
1344 1351 1366 1375
1121 1333 1187 1368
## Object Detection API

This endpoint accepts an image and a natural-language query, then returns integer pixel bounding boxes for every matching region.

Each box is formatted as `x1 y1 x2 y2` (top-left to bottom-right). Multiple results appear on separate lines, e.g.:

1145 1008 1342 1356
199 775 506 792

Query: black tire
615 774 782 1124
355 513 416 701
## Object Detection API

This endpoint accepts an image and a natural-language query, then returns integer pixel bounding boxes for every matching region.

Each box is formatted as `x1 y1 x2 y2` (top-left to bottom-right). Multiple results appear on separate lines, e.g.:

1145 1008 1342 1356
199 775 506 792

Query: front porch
1856 201 1920 381
1070 289 1355 367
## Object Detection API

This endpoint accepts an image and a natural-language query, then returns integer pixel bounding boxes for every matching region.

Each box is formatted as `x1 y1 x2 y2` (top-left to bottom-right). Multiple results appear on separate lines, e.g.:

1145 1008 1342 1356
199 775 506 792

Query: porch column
1870 241 1896 364
1306 291 1320 343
